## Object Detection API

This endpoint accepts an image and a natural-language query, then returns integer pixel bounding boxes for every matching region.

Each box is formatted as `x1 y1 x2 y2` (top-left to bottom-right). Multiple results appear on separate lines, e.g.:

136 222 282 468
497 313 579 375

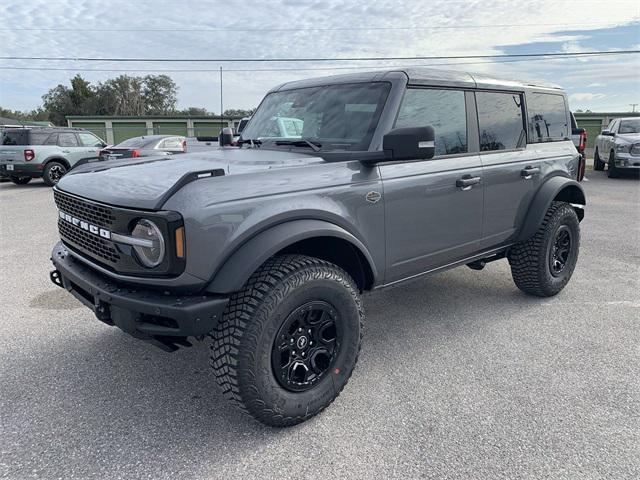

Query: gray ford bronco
49 68 585 427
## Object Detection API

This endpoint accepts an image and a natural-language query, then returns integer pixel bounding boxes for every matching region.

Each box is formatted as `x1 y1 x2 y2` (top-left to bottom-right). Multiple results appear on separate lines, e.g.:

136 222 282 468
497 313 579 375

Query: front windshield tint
619 119 640 134
242 82 391 150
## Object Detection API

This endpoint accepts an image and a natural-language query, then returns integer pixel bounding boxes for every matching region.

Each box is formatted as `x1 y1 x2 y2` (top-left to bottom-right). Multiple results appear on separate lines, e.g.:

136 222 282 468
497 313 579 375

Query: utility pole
220 66 224 127
630 103 638 113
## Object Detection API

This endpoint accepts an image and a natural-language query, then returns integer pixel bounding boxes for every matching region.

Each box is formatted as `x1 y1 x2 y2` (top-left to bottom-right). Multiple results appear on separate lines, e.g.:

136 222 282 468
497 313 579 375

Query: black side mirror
383 126 435 161
219 127 234 146
601 130 614 137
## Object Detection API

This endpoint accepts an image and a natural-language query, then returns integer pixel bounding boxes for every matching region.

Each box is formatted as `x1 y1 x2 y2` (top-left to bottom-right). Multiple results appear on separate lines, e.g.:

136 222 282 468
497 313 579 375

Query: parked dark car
99 135 185 161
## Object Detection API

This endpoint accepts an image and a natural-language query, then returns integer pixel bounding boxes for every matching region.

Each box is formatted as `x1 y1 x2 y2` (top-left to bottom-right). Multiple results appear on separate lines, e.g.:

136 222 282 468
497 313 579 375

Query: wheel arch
43 156 71 170
516 176 585 242
205 219 378 294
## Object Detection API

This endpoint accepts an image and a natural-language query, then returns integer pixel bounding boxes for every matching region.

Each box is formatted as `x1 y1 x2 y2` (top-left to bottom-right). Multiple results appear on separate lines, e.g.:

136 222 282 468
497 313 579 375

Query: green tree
142 75 177 115
223 108 254 118
41 75 96 125
177 107 211 116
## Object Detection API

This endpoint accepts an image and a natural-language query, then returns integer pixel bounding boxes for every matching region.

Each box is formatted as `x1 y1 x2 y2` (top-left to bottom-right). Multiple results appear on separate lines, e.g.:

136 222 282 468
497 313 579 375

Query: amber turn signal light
175 226 185 259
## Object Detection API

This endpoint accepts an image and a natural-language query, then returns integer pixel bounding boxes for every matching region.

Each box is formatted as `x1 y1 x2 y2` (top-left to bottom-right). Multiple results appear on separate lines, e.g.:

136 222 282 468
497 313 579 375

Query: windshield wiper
274 138 322 152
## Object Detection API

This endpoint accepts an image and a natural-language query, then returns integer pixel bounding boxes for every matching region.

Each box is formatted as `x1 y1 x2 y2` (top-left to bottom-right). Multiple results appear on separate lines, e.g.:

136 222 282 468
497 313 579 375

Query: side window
29 132 52 145
611 120 619 133
44 134 58 145
78 132 103 147
527 93 569 142
395 88 467 156
476 92 525 151
607 120 618 132
58 133 79 147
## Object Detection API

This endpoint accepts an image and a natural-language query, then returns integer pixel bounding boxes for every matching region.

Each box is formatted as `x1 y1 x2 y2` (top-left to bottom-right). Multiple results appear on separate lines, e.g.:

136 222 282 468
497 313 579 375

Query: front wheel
593 148 605 171
43 161 67 186
209 254 363 427
508 201 580 297
10 176 31 185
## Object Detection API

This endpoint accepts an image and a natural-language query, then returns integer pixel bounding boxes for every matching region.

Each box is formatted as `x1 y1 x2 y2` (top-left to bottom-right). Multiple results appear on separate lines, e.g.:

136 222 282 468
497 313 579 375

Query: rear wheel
508 201 580 297
209 254 363 427
43 161 67 186
593 148 605 171
607 151 619 178
10 176 31 185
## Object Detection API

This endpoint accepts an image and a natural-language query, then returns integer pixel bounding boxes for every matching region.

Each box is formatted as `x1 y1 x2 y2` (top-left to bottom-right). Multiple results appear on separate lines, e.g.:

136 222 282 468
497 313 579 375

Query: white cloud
570 93 607 101
0 0 639 111
587 82 606 87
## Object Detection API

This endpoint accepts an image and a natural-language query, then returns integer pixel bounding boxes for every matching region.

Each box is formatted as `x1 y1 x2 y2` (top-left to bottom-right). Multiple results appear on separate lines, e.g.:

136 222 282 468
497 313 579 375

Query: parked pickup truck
593 117 640 177
49 68 585 427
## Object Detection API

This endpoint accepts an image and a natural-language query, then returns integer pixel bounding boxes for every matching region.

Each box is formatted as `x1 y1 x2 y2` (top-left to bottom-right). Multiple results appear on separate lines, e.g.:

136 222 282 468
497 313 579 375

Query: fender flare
516 176 586 242
206 219 378 294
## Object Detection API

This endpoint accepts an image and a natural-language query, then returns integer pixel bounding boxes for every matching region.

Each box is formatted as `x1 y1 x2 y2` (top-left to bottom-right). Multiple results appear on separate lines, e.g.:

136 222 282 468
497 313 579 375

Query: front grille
54 189 115 228
58 220 121 264
54 190 120 268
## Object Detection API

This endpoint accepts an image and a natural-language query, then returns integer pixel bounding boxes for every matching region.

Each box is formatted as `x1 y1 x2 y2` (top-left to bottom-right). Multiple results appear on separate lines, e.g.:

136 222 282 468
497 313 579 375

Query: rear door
475 90 540 249
380 87 484 283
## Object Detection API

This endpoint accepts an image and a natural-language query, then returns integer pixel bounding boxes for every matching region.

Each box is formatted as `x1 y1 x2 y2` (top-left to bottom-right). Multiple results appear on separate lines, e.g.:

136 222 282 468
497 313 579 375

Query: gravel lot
1 171 638 480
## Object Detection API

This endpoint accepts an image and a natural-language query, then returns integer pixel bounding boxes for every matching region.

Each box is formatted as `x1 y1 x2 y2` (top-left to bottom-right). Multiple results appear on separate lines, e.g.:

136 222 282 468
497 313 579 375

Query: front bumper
50 242 229 351
613 153 640 169
0 162 43 178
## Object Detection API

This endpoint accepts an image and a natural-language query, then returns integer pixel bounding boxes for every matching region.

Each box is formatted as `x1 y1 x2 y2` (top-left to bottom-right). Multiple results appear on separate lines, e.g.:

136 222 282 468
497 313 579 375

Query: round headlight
131 219 165 268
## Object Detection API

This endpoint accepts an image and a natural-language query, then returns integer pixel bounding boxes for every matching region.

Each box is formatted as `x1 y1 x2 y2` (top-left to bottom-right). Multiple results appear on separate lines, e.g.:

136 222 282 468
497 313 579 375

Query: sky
0 0 639 114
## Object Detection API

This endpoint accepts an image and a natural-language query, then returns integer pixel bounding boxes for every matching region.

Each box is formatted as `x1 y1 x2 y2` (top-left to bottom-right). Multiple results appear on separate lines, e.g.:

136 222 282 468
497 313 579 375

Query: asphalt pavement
0 171 638 479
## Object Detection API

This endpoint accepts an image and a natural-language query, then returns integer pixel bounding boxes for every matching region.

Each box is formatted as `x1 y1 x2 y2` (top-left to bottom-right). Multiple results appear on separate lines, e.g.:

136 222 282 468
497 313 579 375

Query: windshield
619 119 640 134
242 82 391 151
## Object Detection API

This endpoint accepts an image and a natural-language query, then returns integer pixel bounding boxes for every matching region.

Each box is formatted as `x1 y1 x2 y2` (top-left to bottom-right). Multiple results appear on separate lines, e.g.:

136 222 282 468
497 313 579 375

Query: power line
1 50 638 63
0 54 629 73
0 21 634 33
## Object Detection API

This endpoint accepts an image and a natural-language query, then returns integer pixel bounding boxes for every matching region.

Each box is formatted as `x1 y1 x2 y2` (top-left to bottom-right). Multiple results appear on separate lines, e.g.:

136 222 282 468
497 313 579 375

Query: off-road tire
593 148 605 171
43 161 67 186
607 151 619 178
10 176 31 185
508 201 580 297
209 254 364 427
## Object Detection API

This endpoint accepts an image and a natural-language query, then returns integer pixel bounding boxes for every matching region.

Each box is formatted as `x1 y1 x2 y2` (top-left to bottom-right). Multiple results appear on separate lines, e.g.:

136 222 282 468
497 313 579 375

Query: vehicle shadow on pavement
1 264 559 477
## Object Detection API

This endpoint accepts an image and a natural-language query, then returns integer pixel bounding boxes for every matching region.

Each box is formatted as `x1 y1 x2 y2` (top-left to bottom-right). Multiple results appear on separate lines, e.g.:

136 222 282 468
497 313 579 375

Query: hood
616 133 640 143
57 148 322 210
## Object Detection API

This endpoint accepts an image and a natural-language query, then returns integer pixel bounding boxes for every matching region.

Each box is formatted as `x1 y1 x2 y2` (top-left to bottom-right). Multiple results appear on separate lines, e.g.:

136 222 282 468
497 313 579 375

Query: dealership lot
0 173 638 479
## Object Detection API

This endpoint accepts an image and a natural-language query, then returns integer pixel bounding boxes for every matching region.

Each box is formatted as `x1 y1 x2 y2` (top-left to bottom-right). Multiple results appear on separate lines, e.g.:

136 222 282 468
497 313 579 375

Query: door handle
456 175 481 191
61 150 70 153
521 166 541 178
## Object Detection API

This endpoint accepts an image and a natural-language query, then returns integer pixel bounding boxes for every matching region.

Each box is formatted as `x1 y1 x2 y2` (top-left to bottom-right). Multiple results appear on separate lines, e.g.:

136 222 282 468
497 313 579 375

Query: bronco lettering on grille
58 210 112 240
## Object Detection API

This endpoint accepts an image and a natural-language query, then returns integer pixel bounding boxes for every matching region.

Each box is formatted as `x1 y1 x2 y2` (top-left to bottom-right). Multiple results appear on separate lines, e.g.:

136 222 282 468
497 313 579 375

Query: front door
379 87 483 284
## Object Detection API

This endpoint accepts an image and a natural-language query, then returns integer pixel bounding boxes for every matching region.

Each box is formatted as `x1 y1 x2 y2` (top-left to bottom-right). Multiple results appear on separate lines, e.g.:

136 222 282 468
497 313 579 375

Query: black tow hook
50 269 63 288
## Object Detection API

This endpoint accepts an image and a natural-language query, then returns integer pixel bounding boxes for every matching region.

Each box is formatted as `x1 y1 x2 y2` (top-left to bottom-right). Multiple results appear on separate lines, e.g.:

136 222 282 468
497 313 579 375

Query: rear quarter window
30 132 54 145
527 93 569 142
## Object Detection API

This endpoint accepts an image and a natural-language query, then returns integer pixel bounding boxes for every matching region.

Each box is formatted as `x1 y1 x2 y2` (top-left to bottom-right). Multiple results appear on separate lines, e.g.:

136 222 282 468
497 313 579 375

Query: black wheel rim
549 225 572 277
49 165 66 183
271 301 340 392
